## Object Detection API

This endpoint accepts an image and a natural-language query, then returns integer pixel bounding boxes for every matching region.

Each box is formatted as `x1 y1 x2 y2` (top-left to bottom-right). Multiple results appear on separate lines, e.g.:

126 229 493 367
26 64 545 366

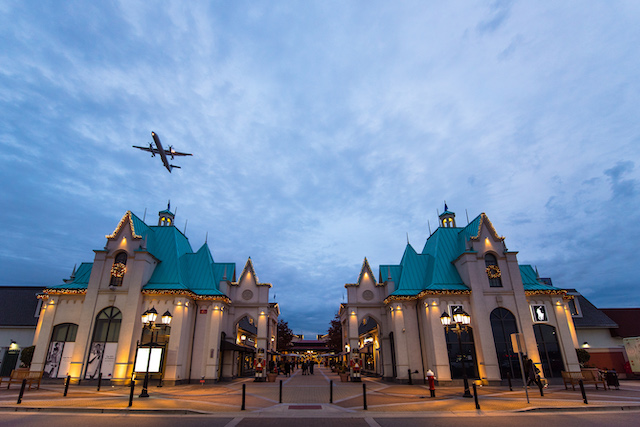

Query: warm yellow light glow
351 311 356 316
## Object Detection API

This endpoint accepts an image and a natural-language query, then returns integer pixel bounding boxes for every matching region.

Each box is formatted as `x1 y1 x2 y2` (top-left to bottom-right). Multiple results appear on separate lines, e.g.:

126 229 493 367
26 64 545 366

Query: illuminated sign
134 347 164 373
530 305 548 322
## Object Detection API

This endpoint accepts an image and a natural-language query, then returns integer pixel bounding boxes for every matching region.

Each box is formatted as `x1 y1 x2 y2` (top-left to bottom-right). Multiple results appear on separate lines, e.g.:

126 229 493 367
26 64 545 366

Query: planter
267 373 278 382
339 373 349 382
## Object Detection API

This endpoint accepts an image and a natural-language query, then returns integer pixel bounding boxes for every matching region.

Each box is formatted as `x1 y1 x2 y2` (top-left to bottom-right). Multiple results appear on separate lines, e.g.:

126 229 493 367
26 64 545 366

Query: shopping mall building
340 207 581 384
31 206 278 384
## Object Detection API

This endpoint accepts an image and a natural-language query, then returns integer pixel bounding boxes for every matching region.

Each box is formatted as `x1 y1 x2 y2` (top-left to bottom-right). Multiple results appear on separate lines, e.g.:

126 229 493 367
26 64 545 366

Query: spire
158 202 175 226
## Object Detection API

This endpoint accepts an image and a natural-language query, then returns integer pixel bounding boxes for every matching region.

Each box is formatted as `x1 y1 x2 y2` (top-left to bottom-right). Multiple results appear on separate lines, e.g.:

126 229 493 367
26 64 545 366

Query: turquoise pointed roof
47 210 233 298
382 212 556 298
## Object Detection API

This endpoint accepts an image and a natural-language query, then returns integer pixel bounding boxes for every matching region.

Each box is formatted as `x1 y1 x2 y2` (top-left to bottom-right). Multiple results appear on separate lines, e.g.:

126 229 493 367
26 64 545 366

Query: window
490 307 520 379
567 299 579 316
109 252 127 287
485 254 503 287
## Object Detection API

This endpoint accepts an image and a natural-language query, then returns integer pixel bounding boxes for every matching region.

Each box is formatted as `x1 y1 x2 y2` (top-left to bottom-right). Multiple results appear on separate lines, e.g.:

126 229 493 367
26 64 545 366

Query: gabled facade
341 207 580 384
32 206 278 384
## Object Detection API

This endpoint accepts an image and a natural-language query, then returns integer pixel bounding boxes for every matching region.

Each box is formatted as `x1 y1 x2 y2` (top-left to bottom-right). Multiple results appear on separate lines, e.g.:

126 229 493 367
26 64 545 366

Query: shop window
44 323 79 379
85 306 122 379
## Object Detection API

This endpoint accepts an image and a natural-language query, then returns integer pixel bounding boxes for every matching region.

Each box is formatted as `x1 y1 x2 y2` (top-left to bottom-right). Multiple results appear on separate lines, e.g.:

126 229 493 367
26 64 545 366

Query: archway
490 307 520 379
534 324 565 377
44 323 78 379
85 306 121 380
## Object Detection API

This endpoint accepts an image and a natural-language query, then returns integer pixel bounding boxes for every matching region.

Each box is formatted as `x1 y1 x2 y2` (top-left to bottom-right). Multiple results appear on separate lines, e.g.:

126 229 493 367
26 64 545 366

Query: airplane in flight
133 132 192 172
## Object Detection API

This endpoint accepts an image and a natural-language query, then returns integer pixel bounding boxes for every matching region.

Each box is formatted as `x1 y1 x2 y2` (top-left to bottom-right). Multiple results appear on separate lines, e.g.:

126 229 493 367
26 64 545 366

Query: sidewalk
1 366 639 417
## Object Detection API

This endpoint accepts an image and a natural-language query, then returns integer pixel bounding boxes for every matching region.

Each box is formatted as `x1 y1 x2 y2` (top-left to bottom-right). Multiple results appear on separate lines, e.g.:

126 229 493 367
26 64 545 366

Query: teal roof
519 265 562 292
47 262 93 289
382 213 554 296
50 211 233 297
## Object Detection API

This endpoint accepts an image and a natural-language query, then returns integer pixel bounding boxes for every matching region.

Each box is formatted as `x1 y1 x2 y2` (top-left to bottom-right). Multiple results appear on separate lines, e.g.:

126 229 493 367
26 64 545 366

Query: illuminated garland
105 211 142 240
39 289 87 298
469 213 505 241
383 289 471 304
486 265 501 279
141 289 232 304
111 262 127 278
525 290 567 296
345 283 358 287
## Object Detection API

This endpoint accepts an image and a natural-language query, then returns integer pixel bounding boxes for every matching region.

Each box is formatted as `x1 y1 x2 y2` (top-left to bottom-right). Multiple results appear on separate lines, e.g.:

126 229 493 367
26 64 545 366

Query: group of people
268 358 317 376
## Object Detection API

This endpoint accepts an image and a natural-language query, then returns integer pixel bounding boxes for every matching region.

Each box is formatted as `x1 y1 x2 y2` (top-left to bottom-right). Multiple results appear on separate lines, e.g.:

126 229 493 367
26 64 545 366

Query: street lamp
441 308 473 398
138 307 172 398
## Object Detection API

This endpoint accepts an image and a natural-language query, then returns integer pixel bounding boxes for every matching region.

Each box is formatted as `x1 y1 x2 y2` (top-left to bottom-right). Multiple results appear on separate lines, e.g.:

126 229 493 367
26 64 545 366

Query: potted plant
338 364 349 382
267 365 278 382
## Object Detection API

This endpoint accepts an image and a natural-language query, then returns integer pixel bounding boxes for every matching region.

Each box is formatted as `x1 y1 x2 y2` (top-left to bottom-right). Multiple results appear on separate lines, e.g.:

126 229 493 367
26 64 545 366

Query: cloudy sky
1 1 639 336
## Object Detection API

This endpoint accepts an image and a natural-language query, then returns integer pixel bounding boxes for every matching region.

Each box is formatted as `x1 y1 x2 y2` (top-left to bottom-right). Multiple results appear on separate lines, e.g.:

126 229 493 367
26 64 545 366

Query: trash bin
605 370 620 390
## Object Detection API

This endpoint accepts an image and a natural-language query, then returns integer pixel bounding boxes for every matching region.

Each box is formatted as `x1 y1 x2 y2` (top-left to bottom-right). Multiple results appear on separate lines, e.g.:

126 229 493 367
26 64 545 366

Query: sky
1 1 639 337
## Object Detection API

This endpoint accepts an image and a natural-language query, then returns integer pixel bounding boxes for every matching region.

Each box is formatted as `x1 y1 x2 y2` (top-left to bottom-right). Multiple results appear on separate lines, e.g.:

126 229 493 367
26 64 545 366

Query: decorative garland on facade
469 213 505 241
486 265 501 279
524 290 567 297
384 289 472 304
38 289 87 299
141 289 232 304
110 262 127 278
105 211 142 239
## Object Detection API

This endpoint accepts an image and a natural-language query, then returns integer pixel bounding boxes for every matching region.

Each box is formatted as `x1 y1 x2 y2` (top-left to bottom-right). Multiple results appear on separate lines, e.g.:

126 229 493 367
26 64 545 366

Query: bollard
241 384 246 410
279 380 283 404
363 383 367 410
64 375 71 397
507 371 512 391
407 369 413 385
579 379 588 404
17 379 27 404
97 372 102 391
473 383 480 410
330 380 333 404
128 379 135 407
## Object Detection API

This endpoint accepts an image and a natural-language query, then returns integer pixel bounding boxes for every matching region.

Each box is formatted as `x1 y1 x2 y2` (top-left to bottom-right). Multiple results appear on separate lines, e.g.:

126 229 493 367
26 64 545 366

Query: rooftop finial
167 200 171 211
444 201 448 211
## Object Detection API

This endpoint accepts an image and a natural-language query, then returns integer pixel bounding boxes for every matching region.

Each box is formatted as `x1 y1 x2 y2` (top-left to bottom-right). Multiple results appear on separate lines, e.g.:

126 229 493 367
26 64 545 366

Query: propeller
168 145 175 159
149 143 155 157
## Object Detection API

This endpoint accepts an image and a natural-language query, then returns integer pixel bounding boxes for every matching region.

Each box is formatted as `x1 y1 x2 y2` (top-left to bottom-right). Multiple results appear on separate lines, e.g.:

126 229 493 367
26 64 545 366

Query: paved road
0 412 638 427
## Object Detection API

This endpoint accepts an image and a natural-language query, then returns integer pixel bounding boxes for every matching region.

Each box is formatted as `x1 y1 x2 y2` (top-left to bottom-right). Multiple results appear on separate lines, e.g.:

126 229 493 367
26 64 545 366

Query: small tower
158 201 175 227
439 203 456 228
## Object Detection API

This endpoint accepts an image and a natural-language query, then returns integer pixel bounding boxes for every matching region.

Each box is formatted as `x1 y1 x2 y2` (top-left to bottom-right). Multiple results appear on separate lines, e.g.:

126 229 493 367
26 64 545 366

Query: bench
0 369 43 390
561 370 607 391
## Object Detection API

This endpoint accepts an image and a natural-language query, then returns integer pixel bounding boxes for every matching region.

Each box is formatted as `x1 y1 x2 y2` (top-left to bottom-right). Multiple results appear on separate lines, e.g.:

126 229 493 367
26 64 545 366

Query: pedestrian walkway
1 366 639 417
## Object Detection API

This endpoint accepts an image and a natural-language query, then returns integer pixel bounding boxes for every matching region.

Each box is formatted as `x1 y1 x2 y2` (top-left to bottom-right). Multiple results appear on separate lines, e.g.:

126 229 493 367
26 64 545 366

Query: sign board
623 337 640 373
511 333 526 354
134 347 164 373
530 304 548 322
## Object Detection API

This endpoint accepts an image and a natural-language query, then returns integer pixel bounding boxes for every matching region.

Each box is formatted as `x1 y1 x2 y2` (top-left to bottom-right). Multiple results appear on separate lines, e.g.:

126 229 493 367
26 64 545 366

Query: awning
221 340 255 353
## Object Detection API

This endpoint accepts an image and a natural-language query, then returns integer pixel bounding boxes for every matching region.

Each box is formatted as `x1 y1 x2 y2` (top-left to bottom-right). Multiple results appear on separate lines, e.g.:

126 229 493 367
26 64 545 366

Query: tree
327 312 342 352
576 348 591 367
20 345 35 368
277 319 294 352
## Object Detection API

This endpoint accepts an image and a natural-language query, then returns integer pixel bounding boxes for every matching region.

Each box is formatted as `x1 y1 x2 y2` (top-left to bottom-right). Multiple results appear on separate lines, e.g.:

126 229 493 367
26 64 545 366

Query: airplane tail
170 165 181 171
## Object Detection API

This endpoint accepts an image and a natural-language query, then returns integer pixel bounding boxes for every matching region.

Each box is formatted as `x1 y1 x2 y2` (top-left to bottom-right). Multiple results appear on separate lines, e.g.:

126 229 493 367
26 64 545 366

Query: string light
105 211 142 239
468 213 505 242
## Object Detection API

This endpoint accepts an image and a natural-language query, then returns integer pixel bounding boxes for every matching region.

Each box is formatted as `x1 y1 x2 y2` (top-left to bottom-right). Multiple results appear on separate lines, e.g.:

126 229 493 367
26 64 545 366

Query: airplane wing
169 150 192 157
132 145 160 154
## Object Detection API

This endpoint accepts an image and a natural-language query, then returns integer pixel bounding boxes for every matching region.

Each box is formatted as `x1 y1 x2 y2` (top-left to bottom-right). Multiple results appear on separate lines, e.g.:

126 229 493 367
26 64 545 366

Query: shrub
20 346 35 368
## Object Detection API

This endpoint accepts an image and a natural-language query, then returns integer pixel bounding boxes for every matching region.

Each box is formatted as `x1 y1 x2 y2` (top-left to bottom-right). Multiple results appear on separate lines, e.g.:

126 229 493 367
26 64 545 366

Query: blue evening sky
1 1 639 336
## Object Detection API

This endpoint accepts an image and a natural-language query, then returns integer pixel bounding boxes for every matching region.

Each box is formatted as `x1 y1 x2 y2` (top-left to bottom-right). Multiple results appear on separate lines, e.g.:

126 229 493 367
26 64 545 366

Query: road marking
224 417 243 427
365 417 382 427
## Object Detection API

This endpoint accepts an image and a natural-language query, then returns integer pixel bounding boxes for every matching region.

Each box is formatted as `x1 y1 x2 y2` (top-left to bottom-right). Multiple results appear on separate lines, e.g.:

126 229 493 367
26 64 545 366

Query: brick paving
1 366 639 416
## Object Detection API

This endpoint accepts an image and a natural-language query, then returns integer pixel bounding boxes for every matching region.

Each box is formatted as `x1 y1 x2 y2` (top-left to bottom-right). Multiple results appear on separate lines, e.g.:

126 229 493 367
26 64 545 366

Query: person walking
309 359 315 375
284 360 291 377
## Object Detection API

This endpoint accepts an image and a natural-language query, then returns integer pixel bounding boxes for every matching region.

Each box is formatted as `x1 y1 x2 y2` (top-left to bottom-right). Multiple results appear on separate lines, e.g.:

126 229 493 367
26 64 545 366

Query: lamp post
441 308 473 398
138 307 172 398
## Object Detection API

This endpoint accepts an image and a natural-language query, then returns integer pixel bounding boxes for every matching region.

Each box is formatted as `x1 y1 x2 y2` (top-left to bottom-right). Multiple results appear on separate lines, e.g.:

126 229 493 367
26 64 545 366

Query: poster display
85 342 119 379
134 347 164 373
44 341 64 378
58 343 75 378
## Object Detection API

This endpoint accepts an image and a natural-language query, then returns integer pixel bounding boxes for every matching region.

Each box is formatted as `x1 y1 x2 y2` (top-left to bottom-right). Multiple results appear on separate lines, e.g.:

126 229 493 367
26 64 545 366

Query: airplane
133 132 192 172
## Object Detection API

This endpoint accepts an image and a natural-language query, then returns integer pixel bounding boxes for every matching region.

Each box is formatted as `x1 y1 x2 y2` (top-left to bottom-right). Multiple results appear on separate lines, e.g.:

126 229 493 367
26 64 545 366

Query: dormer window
485 254 502 287
110 252 127 287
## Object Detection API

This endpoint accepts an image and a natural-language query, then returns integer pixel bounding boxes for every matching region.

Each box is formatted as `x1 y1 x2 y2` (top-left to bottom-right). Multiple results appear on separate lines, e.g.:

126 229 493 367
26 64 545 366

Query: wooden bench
561 370 607 390
0 369 43 390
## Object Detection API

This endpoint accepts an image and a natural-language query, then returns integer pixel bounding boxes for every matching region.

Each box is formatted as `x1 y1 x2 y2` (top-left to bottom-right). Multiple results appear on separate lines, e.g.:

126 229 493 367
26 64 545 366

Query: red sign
200 309 207 314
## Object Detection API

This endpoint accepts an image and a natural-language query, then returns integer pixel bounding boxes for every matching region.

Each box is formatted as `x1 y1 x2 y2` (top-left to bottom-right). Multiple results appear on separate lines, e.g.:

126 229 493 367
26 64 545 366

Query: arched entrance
358 316 381 376
533 324 565 377
44 323 78 378
490 307 520 379
85 306 121 380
